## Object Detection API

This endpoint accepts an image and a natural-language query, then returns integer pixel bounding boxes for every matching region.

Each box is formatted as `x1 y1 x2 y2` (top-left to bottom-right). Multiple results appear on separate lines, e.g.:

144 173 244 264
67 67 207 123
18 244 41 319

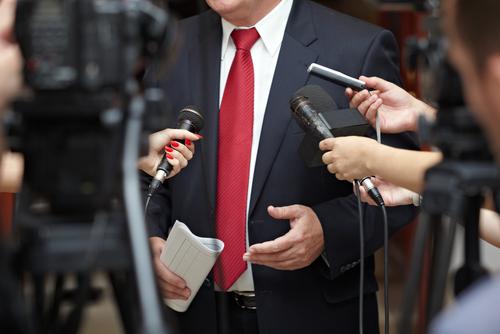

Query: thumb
360 76 393 93
267 205 304 220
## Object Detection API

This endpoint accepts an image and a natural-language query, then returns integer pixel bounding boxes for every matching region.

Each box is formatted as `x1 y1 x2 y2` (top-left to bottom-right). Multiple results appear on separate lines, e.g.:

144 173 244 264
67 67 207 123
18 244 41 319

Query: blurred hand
0 151 23 192
244 205 324 270
138 129 201 178
0 0 15 42
319 136 379 181
356 178 415 207
345 76 434 133
0 0 22 109
150 237 191 300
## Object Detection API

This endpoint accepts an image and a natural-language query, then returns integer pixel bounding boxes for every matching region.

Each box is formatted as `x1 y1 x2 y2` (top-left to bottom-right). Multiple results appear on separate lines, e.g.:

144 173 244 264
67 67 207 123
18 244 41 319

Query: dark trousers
215 292 259 334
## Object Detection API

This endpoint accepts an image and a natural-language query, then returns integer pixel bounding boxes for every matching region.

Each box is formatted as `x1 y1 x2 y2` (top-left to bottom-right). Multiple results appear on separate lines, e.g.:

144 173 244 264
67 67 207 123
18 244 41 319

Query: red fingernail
165 147 173 153
196 134 203 139
171 141 179 148
166 154 174 160
185 139 191 146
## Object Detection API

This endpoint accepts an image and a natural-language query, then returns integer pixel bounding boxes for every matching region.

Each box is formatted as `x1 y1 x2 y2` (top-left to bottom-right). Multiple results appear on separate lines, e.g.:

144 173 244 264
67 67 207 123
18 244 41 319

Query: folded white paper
160 220 224 312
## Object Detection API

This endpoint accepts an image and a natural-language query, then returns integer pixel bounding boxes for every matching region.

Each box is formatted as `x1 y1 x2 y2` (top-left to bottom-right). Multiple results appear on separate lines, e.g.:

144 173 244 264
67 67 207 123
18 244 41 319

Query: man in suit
143 0 417 332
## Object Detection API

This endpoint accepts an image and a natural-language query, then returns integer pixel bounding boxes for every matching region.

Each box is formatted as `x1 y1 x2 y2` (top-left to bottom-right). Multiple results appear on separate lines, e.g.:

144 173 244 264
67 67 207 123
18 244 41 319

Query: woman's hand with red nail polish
138 128 201 178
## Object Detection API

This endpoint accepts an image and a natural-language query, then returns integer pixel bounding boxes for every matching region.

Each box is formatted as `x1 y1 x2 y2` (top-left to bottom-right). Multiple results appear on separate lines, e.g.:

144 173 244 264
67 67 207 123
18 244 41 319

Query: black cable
359 179 389 334
381 205 389 334
354 181 364 334
145 193 152 215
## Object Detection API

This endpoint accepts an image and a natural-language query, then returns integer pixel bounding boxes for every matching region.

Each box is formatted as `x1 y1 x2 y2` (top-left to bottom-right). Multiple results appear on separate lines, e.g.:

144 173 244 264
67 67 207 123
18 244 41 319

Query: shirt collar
221 0 293 60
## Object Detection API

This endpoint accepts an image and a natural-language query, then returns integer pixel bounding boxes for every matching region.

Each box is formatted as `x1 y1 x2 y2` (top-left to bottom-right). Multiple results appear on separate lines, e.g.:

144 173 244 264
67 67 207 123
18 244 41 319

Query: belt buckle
233 291 257 310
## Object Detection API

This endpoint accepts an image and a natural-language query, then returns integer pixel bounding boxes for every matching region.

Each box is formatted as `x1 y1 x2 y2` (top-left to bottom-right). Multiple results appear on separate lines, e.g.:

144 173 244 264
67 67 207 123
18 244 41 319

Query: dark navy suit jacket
144 0 418 333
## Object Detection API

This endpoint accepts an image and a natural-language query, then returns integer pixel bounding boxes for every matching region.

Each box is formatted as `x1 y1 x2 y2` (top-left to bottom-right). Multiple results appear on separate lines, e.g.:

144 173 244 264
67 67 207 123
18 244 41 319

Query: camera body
405 0 493 162
15 0 170 92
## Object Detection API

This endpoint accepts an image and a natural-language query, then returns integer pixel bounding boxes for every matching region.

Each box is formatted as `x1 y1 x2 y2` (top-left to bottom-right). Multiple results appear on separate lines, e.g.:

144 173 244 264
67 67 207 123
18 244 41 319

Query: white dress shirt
218 0 294 292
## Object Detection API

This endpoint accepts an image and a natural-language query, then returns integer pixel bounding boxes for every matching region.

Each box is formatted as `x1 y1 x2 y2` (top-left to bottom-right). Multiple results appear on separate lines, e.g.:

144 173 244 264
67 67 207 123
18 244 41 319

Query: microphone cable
381 204 389 334
373 100 389 334
356 98 389 334
145 191 153 215
356 179 389 334
354 180 365 334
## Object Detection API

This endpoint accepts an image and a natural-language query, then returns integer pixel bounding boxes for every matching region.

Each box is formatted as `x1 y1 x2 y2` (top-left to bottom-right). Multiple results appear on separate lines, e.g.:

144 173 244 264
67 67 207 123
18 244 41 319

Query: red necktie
214 28 260 291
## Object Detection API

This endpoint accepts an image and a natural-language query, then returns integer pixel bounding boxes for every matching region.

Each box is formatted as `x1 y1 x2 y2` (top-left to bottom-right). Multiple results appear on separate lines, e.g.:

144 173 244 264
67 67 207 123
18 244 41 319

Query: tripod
4 99 170 334
398 161 500 333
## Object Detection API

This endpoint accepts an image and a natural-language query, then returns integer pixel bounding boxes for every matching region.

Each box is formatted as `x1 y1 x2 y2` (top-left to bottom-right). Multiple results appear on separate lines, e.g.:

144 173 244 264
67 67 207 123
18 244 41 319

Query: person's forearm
479 209 500 248
366 145 442 193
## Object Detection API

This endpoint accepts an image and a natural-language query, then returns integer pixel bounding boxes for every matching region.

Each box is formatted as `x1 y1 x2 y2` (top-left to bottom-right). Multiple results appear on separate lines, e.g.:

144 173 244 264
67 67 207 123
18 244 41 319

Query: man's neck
223 0 282 27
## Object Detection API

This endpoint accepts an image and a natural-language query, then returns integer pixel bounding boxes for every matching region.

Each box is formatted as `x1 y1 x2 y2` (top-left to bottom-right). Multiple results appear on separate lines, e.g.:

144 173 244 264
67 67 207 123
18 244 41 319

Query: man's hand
319 136 380 181
356 177 415 207
150 237 191 300
243 205 324 270
346 76 435 133
138 129 201 178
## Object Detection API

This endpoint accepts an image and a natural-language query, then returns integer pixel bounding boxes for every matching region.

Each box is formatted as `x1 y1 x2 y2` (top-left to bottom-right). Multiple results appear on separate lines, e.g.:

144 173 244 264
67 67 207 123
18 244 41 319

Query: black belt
231 291 257 310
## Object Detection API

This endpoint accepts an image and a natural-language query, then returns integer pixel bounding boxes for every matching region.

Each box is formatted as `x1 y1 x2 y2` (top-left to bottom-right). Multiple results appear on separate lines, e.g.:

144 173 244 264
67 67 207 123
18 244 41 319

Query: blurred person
431 0 500 331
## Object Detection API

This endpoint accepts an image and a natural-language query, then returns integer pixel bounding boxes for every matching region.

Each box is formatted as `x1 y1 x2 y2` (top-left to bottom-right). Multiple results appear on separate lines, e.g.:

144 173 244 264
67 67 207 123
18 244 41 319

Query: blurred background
2 1 496 333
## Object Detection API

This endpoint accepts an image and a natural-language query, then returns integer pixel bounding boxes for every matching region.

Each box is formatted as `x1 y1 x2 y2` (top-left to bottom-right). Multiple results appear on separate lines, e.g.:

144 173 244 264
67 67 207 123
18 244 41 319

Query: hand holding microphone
319 136 380 182
290 87 384 206
138 128 200 177
140 106 204 198
355 177 419 207
345 76 436 134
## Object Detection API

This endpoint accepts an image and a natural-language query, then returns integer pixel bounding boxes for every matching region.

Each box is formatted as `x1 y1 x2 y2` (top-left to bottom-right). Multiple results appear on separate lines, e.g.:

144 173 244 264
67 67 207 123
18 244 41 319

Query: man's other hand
150 236 191 300
244 205 324 270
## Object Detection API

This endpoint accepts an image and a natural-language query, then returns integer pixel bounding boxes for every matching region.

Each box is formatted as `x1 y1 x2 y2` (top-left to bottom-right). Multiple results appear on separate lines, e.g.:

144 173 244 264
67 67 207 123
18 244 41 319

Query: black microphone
147 106 204 197
290 90 385 206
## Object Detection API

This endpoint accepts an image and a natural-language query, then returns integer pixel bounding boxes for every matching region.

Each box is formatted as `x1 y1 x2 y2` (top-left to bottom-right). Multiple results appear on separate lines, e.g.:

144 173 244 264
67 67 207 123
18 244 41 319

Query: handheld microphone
290 91 384 206
147 106 204 198
308 63 368 92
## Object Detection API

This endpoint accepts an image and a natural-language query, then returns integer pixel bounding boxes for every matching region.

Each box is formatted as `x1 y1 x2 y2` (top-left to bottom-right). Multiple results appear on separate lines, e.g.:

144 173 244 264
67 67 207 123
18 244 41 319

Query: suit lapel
190 11 221 212
248 0 318 216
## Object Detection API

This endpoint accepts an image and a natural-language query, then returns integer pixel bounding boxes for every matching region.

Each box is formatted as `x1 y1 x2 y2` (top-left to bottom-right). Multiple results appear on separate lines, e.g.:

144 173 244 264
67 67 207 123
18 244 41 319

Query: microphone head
292 85 339 113
177 106 204 133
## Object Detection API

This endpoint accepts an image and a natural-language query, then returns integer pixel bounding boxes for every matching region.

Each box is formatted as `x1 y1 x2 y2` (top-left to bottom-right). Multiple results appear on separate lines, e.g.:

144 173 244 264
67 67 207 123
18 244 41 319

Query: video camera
1 1 179 333
405 0 493 161
8 0 176 214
